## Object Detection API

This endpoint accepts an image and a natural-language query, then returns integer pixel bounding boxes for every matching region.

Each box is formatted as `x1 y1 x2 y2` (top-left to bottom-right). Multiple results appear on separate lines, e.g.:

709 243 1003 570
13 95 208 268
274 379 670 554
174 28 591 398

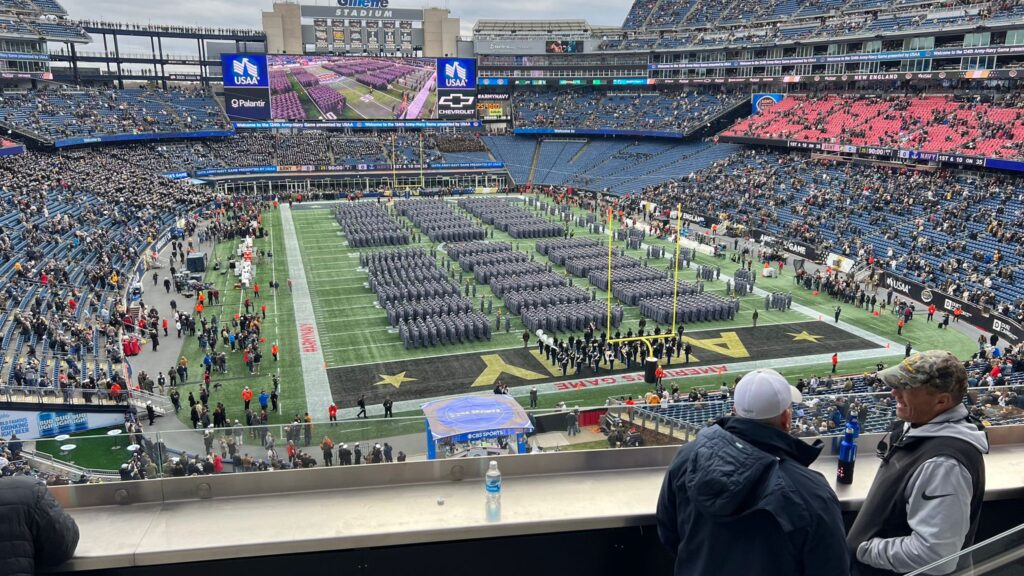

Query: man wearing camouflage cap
848 350 988 576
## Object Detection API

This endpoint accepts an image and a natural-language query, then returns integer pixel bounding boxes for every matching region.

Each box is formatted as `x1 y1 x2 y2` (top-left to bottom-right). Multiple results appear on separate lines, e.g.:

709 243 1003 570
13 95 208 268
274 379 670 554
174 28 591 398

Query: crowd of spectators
76 20 262 37
624 345 1024 437
0 147 216 425
427 133 488 154
92 131 436 173
513 88 745 134
626 147 1024 319
12 132 493 176
605 0 1024 50
723 93 1024 160
0 85 229 143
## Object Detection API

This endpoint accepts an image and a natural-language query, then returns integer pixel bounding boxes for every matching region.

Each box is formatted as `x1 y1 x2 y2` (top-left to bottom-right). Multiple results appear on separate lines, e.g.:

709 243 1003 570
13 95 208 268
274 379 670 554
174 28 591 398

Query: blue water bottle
837 416 859 485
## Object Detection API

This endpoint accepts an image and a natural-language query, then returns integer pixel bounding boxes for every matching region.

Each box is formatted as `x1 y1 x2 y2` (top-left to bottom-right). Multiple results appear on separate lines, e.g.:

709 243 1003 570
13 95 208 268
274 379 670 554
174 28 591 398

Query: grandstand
631 362 1024 438
0 0 84 40
604 0 1024 51
626 146 1024 321
483 135 740 194
722 93 1024 160
513 87 746 136
0 86 231 145
0 0 84 82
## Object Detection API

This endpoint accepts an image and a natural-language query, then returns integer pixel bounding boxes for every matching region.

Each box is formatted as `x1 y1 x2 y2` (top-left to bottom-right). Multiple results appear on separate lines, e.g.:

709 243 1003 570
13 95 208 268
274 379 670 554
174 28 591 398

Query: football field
288 197 978 414
171 195 979 430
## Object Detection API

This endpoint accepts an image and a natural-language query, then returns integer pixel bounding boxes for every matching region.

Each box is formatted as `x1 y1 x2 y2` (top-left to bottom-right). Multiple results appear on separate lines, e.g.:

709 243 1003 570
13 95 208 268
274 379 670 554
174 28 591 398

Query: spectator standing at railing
848 351 988 576
657 368 849 576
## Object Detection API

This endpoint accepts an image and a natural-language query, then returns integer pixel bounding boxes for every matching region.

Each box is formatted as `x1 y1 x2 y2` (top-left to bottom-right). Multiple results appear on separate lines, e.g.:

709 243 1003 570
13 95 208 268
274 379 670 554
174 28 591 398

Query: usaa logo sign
222 54 268 88
231 57 261 85
438 58 476 89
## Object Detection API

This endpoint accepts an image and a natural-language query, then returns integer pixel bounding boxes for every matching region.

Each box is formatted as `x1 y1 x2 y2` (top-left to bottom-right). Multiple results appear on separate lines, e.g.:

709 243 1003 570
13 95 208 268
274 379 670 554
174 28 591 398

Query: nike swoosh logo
922 492 954 501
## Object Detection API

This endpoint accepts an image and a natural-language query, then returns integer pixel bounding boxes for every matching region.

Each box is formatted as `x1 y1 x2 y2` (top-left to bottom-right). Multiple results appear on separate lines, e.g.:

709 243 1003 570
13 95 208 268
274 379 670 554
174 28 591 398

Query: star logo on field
374 371 416 389
787 331 825 343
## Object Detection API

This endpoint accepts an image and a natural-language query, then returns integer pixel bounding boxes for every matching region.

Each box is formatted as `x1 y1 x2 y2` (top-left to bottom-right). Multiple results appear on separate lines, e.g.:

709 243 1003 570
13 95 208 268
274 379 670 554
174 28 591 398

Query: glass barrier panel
11 384 1024 485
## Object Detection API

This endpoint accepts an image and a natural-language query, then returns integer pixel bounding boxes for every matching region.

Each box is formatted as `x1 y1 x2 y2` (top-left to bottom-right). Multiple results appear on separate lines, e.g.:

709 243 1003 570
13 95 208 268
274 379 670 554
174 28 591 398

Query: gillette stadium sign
301 2 423 20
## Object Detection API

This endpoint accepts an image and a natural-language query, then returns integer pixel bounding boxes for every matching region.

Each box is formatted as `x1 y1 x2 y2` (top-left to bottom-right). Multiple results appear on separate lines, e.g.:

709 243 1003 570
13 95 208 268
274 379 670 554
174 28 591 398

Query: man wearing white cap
657 368 849 576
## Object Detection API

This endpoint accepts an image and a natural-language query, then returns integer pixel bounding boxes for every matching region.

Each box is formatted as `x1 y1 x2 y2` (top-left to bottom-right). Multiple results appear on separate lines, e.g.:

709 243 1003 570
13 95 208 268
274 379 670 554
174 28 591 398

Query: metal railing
0 384 128 406
19 404 635 482
19 447 119 480
16 381 1024 486
906 521 1024 575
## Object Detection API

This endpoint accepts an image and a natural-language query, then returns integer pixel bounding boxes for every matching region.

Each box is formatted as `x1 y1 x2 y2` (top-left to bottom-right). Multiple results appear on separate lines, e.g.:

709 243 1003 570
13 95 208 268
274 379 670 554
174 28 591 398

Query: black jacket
0 476 80 576
657 418 850 576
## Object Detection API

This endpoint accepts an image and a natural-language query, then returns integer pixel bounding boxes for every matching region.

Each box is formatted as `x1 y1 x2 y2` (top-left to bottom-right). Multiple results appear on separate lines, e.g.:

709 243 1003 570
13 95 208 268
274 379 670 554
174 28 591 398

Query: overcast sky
64 0 630 43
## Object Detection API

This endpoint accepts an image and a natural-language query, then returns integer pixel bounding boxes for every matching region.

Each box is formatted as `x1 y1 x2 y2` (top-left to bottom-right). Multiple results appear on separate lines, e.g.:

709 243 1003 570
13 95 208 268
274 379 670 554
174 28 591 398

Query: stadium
1 0 1024 573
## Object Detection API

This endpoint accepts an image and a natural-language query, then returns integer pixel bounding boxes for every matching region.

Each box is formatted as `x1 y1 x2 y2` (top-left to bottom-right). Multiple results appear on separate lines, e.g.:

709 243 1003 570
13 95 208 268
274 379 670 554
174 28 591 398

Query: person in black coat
657 368 849 576
0 476 79 576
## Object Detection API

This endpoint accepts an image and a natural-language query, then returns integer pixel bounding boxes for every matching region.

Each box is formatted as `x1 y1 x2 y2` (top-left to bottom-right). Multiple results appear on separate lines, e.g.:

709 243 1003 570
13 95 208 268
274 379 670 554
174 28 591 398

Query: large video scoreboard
221 53 479 128
300 3 425 56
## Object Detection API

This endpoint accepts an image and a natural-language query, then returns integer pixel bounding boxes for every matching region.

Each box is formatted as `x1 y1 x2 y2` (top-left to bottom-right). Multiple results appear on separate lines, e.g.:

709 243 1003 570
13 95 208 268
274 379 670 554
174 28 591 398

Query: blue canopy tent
423 395 534 460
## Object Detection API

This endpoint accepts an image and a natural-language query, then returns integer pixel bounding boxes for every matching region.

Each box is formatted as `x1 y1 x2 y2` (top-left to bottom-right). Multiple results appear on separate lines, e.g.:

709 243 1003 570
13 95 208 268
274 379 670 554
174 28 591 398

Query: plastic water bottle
837 416 859 485
485 460 501 522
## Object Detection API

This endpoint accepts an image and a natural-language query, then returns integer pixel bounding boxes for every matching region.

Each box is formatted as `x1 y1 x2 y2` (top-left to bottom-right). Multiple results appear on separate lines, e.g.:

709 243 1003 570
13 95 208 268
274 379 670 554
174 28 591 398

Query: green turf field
293 204 804 368
172 209 306 426
170 195 979 432
34 426 131 472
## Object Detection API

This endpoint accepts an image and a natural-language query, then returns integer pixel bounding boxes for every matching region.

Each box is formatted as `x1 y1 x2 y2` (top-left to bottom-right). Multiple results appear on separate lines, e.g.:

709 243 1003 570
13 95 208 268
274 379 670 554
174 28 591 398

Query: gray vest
847 421 986 576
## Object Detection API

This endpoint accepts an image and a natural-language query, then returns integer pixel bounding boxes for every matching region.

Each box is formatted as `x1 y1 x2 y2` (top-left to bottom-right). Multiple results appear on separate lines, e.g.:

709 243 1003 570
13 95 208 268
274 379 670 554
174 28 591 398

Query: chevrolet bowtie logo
439 93 475 108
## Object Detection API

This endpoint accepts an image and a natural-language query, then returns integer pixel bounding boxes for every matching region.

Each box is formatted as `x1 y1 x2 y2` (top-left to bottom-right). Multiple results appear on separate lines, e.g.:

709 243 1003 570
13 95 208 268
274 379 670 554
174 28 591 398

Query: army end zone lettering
326 321 877 406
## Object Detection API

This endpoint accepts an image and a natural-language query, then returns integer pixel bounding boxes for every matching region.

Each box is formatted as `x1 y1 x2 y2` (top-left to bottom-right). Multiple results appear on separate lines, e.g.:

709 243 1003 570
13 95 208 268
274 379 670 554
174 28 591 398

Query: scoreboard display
476 92 511 122
222 53 479 124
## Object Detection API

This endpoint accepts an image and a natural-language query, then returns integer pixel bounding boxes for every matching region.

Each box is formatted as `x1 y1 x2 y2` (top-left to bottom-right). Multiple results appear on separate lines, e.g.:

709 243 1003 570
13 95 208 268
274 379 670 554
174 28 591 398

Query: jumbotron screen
268 55 439 121
221 54 477 124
